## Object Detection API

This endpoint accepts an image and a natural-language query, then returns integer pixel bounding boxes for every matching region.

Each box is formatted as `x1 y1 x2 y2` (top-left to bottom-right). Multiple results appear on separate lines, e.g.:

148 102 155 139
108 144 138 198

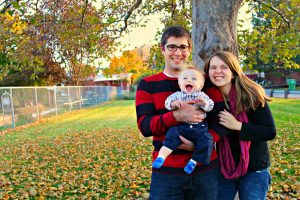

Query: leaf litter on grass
0 99 299 199
0 127 152 199
268 124 300 200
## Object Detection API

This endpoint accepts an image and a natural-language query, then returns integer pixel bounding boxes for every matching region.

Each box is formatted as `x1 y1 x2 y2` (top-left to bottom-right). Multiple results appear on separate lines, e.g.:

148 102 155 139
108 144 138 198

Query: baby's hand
171 100 183 109
195 97 206 106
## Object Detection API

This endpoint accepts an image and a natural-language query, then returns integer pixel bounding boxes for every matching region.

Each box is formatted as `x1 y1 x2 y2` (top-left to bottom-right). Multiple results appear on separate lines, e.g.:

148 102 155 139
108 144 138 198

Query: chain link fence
0 86 123 130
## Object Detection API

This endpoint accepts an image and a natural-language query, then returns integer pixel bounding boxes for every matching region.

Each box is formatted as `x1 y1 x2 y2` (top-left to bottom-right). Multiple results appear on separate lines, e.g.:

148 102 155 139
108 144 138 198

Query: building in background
94 71 132 92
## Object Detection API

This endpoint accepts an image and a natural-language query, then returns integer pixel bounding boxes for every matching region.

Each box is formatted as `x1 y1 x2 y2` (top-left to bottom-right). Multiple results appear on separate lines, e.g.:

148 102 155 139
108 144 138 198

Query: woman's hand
178 135 195 151
218 109 242 131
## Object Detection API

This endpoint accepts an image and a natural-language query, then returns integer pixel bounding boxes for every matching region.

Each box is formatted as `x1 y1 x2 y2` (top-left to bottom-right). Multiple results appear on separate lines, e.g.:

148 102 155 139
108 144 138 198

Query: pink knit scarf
218 87 251 179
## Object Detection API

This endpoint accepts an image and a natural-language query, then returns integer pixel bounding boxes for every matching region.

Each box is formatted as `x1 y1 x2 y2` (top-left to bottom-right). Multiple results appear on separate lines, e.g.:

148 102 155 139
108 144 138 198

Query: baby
152 66 214 174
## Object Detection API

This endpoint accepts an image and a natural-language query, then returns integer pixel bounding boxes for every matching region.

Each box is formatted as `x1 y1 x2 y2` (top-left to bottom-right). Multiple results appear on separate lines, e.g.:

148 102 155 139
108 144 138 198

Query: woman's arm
240 102 276 142
218 102 276 142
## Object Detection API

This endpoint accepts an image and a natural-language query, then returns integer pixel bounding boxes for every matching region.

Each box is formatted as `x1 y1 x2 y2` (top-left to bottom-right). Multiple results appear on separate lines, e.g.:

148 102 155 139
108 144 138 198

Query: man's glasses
166 44 190 52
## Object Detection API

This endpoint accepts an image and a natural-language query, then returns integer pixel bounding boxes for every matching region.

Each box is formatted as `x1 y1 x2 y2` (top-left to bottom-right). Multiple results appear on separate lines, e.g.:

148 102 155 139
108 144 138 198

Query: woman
204 51 276 200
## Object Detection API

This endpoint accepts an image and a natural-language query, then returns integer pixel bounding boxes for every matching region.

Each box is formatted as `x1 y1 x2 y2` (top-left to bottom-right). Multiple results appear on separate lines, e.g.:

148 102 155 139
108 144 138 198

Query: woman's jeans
217 168 271 200
149 166 220 200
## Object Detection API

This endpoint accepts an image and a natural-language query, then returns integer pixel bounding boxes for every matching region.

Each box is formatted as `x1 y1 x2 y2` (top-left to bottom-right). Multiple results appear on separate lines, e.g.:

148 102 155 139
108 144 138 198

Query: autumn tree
1 0 243 83
0 9 69 85
146 0 299 71
1 0 299 85
144 0 244 69
0 0 158 85
239 0 300 73
147 1 192 71
103 49 148 83
40 49 68 86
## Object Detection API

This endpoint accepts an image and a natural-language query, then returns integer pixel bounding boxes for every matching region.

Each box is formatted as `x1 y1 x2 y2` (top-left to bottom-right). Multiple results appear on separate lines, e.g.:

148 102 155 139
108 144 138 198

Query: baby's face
178 69 204 94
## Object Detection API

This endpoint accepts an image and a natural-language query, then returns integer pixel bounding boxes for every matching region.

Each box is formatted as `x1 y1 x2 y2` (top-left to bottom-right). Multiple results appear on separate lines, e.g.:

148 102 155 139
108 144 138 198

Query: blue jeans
164 122 213 164
149 166 220 200
217 168 271 200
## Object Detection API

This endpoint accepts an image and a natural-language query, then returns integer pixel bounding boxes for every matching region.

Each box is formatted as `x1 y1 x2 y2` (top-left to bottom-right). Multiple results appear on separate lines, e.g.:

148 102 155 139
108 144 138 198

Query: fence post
79 87 82 109
1 93 4 127
10 88 15 128
35 87 39 121
68 87 71 111
106 86 109 101
94 86 97 105
270 89 273 97
54 86 58 116
284 90 288 99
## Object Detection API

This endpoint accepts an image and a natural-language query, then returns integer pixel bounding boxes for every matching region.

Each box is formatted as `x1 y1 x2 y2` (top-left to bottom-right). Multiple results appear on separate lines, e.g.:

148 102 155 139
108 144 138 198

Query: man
135 25 221 199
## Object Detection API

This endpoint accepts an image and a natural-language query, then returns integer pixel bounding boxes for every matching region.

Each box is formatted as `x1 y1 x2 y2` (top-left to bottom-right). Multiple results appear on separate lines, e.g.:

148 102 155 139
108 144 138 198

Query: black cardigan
240 102 276 171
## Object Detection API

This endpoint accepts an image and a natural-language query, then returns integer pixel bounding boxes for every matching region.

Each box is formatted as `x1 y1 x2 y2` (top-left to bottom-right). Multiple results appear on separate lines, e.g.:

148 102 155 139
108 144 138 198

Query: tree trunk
192 0 243 68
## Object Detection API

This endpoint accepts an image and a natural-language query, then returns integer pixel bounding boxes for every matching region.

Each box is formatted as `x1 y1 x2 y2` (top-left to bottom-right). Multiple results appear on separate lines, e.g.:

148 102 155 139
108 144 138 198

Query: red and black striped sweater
136 72 228 175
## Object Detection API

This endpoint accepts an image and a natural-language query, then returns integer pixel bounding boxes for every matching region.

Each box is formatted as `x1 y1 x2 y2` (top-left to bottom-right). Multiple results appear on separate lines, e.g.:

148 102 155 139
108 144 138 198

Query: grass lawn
267 98 300 199
0 99 299 199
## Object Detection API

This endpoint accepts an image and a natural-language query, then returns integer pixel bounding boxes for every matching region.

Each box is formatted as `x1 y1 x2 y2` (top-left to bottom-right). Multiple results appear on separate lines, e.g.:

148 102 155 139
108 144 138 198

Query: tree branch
254 0 290 28
120 0 143 34
171 0 176 19
0 0 7 7
0 0 19 13
80 0 89 28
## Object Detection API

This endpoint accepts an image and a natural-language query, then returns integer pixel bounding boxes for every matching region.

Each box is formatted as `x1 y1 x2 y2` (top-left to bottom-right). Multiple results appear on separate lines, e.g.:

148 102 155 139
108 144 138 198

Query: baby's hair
183 65 205 77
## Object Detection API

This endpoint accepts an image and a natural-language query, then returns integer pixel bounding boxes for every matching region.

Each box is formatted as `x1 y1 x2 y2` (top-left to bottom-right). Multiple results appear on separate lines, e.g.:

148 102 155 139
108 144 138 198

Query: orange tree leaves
103 50 149 83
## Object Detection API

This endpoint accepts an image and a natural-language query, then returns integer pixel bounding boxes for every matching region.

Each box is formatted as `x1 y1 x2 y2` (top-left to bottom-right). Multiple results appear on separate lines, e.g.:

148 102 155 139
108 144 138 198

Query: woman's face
208 56 234 92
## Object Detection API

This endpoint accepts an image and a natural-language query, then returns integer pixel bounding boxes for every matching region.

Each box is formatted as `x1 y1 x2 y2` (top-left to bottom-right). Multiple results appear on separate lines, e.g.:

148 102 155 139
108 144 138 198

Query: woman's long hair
204 51 270 114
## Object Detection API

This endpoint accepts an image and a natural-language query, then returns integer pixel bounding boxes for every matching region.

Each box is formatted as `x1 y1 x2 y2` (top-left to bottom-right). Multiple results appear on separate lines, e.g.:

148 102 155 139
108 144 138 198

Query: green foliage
118 92 136 100
147 44 165 72
1 0 299 86
240 0 300 72
0 0 159 86
0 10 66 86
144 1 192 73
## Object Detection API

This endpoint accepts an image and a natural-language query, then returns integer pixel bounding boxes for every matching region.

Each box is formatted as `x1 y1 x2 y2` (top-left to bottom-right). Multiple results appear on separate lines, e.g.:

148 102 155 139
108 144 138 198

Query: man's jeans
217 168 271 200
149 166 220 200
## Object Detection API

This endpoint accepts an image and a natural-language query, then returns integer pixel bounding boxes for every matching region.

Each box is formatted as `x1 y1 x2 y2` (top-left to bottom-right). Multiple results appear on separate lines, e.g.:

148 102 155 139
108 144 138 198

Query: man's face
161 36 191 72
178 69 204 94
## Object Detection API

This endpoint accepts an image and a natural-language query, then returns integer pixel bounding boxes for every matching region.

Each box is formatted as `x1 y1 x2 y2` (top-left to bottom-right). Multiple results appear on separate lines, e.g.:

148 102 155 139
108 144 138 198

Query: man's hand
173 100 205 123
178 135 195 151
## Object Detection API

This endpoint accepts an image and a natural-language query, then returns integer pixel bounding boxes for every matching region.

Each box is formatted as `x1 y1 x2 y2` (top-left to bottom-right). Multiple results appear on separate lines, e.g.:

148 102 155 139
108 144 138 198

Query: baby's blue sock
184 159 197 174
152 156 165 169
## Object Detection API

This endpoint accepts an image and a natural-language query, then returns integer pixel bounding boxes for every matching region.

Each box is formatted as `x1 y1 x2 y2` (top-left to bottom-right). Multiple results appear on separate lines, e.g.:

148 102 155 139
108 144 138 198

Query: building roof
94 71 132 82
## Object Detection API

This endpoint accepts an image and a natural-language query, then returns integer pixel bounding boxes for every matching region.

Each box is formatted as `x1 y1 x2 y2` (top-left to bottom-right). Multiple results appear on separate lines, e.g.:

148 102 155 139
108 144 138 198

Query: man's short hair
161 25 192 47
